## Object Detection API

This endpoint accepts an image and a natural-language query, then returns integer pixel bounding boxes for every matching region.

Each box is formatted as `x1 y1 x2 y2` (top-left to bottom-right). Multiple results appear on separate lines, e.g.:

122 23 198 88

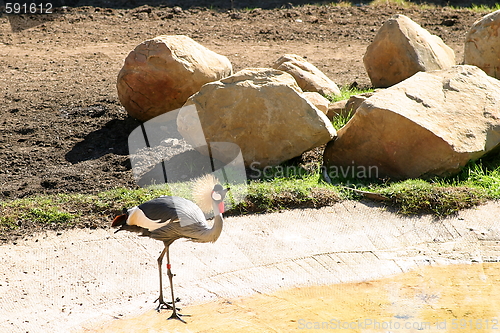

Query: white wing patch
127 206 170 231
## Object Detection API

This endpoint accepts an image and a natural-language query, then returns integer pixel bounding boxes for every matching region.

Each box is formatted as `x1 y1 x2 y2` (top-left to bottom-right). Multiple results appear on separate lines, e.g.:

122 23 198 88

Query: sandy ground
88 263 500 333
1 200 499 333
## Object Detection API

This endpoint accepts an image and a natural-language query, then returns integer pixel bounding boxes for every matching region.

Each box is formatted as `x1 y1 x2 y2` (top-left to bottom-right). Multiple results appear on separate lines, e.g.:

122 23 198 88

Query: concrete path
0 200 499 333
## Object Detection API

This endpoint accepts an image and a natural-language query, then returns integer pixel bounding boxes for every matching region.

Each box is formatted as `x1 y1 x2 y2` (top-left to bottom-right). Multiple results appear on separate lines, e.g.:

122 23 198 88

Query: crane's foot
155 302 173 311
168 311 190 324
155 297 181 312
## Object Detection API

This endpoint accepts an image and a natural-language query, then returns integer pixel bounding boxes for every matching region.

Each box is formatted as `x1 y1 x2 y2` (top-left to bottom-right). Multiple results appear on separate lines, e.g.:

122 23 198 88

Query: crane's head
211 184 230 214
192 174 230 214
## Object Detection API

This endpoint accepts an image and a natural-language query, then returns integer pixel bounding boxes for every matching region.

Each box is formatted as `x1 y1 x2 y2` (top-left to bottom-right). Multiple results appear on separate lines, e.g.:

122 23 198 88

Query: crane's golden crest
192 173 219 213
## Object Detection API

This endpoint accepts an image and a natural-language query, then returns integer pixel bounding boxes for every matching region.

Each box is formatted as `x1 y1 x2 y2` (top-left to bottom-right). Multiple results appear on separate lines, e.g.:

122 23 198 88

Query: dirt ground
0 2 493 201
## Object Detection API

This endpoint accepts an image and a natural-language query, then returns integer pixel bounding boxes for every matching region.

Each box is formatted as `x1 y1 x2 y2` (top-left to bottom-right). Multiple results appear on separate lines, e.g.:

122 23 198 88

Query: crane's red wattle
218 202 225 214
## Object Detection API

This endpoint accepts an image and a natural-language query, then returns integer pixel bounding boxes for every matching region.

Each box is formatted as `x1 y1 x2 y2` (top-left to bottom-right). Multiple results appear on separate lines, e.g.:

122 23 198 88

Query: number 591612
4 3 53 14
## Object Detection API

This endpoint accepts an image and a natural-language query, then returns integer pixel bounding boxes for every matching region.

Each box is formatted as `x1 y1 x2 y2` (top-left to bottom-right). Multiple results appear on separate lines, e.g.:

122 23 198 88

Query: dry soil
0 2 491 200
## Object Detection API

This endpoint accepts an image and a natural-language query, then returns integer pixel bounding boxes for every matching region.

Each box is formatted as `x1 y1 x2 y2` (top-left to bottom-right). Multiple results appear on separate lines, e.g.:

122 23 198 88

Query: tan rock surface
344 92 374 117
364 14 455 88
326 100 348 120
178 68 336 167
324 65 500 179
272 54 341 96
303 91 330 114
326 92 374 121
117 35 232 121
464 10 500 79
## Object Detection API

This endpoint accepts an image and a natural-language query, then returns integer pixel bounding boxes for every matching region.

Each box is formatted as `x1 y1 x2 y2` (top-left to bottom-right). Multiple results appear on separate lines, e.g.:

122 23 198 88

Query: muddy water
86 263 500 333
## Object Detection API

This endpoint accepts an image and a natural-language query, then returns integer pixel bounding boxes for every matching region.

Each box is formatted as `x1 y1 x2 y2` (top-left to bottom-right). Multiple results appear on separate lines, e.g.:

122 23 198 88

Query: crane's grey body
111 179 228 323
138 196 206 227
118 196 223 246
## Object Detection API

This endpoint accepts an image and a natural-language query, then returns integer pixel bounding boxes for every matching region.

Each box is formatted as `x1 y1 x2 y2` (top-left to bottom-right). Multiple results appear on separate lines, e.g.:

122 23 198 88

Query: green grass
331 110 354 130
368 179 487 216
1 151 499 241
0 196 77 234
325 85 374 104
336 152 500 216
0 188 172 236
325 85 374 130
468 3 500 12
445 157 500 197
5 83 500 241
231 172 340 214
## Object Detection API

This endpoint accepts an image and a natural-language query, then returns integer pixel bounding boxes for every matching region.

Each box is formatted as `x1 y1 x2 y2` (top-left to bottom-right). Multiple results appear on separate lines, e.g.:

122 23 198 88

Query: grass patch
331 110 354 130
23 207 74 225
468 3 500 12
98 186 172 209
325 85 374 130
371 179 486 216
325 85 374 104
0 196 78 236
440 157 500 199
237 149 499 217
334 151 500 215
1 151 499 243
230 177 340 215
0 188 172 239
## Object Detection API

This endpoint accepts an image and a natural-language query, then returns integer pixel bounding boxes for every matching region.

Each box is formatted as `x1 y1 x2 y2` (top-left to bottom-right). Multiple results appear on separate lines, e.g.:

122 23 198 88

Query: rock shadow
135 149 226 187
65 116 141 164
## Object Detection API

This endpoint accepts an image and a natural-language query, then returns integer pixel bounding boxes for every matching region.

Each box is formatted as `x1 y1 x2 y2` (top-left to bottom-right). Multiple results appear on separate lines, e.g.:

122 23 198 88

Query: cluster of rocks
117 35 338 169
325 65 500 179
117 10 500 180
326 11 500 179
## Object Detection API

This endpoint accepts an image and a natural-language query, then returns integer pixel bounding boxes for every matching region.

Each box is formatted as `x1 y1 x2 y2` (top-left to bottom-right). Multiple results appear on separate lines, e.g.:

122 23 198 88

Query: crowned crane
111 174 229 323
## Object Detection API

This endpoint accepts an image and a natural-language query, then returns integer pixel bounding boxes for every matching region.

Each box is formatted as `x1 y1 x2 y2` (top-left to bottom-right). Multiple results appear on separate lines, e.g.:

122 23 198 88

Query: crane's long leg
155 246 174 311
165 245 188 323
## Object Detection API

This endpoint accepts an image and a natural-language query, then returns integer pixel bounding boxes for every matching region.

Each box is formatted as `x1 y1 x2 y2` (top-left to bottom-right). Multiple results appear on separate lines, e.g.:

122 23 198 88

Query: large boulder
323 65 500 180
178 68 336 168
464 10 500 79
271 54 341 96
364 14 455 88
117 35 232 121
